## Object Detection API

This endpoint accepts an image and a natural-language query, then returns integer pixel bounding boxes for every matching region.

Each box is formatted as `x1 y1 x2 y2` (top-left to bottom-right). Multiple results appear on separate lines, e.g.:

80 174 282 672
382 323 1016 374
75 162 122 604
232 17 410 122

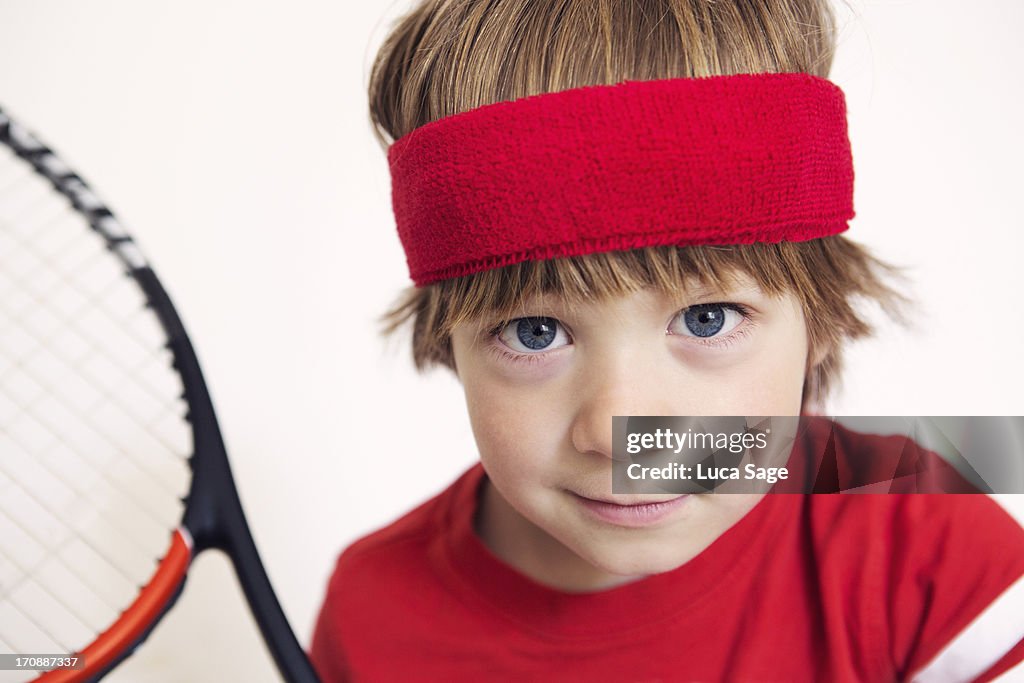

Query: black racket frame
0 107 320 683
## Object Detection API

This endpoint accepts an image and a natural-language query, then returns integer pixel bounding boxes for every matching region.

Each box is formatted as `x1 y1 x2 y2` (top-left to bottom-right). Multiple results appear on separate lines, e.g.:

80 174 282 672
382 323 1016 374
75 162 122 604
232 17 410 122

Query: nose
570 349 679 459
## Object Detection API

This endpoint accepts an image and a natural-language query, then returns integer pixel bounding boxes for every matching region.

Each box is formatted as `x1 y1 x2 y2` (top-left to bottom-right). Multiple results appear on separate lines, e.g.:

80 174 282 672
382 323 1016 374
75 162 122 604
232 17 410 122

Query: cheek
463 377 564 491
742 302 809 409
674 312 808 415
740 339 807 411
452 335 551 492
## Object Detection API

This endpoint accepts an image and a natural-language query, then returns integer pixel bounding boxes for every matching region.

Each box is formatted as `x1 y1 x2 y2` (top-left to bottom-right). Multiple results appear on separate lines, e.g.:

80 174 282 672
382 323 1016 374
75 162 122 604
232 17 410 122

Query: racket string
0 313 191 499
0 421 179 625
0 507 112 652
4 215 114 307
0 306 191 470
2 603 68 654
0 229 194 466
0 146 192 662
0 347 191 515
1 215 194 433
0 503 131 621
0 404 181 566
0 164 70 234
0 153 41 202
0 385 182 659
0 594 69 654
0 482 172 660
0 344 190 619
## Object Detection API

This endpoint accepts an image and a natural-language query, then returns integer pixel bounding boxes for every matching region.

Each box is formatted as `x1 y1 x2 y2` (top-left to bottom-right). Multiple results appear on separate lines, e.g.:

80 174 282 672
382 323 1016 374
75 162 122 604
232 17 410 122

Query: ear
441 337 460 381
802 344 831 413
805 338 832 374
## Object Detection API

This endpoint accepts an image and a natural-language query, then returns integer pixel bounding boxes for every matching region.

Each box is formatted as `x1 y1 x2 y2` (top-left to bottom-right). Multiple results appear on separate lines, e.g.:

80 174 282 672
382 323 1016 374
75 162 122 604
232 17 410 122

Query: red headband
388 72 854 286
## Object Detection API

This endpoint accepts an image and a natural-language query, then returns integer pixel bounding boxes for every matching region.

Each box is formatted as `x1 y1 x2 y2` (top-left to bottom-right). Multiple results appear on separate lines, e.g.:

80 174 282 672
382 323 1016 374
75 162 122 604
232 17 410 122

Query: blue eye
497 317 570 352
670 304 745 338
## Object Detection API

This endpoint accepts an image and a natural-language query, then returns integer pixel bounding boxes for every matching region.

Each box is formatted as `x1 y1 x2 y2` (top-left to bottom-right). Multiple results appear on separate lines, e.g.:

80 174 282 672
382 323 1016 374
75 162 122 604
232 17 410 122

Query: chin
583 541 691 578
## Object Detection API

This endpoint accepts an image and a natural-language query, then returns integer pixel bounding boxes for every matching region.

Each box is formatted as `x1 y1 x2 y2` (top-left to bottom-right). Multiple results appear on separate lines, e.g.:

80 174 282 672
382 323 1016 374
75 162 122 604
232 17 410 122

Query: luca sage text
627 463 789 484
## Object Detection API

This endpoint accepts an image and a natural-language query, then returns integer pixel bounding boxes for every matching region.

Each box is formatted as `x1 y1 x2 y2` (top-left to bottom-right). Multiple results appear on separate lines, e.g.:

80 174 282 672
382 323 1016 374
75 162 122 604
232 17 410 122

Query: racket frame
0 108 320 683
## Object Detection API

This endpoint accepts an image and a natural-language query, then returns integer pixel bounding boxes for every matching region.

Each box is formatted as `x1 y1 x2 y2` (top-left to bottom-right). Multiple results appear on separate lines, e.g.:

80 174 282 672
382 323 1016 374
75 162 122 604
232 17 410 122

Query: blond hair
368 0 903 407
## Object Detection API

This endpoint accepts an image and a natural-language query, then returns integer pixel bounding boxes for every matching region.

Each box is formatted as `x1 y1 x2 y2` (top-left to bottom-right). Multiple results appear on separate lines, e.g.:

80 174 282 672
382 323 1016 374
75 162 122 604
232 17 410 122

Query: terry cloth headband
388 72 854 287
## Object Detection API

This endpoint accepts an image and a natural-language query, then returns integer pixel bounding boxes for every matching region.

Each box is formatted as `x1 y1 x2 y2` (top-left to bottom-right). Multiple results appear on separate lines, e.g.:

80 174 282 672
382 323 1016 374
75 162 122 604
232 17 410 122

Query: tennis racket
0 107 320 682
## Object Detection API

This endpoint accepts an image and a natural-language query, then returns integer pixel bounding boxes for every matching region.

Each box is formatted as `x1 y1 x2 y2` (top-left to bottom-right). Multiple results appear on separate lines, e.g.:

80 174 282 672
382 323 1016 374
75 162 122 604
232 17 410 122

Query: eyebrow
502 281 769 319
683 281 767 302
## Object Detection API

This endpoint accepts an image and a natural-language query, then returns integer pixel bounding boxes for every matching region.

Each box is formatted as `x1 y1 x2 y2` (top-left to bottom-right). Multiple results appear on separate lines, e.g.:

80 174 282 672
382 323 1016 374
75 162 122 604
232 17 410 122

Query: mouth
569 491 689 528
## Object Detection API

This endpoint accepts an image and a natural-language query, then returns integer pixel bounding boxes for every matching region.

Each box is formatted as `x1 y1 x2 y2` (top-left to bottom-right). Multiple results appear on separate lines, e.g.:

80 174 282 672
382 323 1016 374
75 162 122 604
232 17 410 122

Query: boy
312 1 1024 680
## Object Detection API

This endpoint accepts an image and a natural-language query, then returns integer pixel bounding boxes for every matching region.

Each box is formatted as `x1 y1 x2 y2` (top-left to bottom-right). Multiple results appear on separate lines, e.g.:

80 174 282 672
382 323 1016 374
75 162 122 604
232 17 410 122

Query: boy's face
450 272 809 591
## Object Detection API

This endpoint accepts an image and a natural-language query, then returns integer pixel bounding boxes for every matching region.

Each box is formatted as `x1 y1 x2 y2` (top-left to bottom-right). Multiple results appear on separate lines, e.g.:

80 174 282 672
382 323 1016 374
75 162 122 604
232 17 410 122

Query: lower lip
573 493 689 528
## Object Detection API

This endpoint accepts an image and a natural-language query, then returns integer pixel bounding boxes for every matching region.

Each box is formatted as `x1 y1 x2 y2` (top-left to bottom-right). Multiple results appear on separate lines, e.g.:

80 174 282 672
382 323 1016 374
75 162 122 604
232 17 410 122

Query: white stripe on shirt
912 573 1024 682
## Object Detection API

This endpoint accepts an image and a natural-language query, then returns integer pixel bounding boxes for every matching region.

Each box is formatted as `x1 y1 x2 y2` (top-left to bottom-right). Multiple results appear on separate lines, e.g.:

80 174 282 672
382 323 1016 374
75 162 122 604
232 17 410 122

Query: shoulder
315 462 483 617
797 417 1024 585
795 437 1024 680
879 494 1024 681
310 463 483 678
804 481 1024 547
326 463 481 589
789 417 981 493
799 419 1023 543
331 488 443 573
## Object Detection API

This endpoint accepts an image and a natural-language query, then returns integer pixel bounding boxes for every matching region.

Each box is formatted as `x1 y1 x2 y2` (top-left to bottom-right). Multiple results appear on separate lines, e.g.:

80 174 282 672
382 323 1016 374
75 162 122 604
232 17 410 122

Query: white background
0 1 1022 681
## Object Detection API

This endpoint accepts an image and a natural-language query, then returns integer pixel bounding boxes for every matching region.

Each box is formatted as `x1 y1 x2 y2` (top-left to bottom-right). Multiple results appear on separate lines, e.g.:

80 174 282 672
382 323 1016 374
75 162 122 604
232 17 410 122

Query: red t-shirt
311 423 1024 682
